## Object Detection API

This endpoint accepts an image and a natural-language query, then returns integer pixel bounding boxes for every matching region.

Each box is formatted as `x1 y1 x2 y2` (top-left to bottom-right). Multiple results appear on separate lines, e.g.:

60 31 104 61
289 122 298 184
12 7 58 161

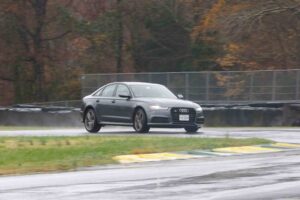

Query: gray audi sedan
81 82 204 133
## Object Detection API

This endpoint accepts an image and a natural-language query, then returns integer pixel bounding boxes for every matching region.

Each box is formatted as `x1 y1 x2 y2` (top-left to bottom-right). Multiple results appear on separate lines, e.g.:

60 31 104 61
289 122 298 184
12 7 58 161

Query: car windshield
130 84 177 99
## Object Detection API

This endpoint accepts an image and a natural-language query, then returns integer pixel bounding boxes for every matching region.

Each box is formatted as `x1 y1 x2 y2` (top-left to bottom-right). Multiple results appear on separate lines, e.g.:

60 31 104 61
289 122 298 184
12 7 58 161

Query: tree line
0 0 299 105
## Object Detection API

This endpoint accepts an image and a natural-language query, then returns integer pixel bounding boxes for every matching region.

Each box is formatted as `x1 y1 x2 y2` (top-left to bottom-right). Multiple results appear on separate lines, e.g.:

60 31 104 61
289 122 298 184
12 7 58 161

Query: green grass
0 136 272 175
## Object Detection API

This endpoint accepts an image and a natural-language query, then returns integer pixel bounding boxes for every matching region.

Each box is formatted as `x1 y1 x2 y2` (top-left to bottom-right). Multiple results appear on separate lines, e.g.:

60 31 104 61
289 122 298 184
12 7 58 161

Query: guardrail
29 100 82 108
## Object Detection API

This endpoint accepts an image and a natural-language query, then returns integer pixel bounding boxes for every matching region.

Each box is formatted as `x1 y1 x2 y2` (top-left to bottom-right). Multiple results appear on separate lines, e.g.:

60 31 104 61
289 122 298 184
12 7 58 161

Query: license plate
179 115 189 121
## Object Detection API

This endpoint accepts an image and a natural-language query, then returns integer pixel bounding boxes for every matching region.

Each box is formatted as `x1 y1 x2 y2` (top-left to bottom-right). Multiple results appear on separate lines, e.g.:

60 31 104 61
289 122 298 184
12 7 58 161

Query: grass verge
0 136 272 175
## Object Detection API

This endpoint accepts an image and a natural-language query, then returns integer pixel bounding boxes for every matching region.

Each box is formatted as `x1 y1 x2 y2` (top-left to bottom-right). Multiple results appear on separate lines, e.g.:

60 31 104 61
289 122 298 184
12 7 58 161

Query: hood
136 98 200 108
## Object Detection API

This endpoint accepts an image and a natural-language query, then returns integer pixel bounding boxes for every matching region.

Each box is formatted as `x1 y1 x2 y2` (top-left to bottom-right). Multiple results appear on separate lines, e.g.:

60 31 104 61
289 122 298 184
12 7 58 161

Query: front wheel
84 109 101 133
133 108 150 133
184 126 199 133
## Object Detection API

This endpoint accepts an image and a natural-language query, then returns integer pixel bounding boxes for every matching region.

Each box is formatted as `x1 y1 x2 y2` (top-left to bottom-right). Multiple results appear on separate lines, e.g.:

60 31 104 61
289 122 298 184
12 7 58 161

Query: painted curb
113 152 198 164
113 143 300 164
212 146 281 154
269 143 300 149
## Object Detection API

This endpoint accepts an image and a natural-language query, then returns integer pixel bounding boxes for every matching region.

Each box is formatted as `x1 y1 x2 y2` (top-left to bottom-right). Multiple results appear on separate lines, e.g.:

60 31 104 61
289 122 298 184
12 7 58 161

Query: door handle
96 100 99 103
112 100 116 103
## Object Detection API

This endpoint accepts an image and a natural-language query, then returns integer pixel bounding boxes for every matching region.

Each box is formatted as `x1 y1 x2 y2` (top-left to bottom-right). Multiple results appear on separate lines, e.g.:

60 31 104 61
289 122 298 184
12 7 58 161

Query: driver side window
101 84 117 97
116 85 130 97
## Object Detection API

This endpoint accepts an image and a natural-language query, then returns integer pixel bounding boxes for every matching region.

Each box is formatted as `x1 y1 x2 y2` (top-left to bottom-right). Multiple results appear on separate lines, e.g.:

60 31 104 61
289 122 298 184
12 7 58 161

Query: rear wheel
133 108 150 133
184 126 199 133
84 109 101 133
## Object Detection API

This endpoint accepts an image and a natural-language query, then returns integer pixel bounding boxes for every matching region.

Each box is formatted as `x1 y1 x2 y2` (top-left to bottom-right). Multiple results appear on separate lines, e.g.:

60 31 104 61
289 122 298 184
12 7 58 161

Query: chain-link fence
81 69 300 104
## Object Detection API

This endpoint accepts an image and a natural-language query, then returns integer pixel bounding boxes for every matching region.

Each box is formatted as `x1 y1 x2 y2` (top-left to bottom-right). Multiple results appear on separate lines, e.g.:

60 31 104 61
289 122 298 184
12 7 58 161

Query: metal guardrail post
272 71 277 101
226 72 230 102
97 75 101 88
250 72 254 101
167 72 170 87
148 73 152 82
206 73 210 101
296 70 300 100
185 73 189 99
81 75 85 97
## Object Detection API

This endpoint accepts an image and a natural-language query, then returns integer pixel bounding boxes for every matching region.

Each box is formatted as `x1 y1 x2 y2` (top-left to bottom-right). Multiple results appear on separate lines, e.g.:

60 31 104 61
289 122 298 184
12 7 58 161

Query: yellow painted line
113 153 197 164
271 143 300 148
213 146 281 154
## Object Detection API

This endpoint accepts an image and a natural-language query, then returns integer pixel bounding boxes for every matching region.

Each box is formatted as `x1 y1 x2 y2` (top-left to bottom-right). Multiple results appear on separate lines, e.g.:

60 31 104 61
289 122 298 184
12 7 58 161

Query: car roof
91 82 165 96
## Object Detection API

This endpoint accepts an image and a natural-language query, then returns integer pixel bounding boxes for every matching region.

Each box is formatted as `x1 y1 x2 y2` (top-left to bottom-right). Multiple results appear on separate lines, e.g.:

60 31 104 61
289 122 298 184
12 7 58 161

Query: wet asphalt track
0 127 300 200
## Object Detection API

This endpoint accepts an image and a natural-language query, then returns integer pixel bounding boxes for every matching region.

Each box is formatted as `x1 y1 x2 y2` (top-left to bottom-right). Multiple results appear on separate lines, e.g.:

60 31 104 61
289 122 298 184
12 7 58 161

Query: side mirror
177 94 184 99
119 94 131 99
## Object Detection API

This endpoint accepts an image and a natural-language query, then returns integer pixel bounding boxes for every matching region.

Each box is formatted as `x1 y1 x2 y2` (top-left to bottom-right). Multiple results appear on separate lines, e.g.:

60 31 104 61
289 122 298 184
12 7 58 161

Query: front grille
171 108 196 124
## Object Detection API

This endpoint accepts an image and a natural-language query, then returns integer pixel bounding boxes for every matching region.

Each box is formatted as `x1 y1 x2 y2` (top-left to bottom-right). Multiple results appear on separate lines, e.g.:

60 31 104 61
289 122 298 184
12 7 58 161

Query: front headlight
150 105 169 110
196 107 203 112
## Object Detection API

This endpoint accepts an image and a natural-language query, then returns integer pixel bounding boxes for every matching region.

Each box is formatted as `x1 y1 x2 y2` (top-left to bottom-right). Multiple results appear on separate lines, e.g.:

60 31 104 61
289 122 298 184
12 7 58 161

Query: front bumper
147 108 204 128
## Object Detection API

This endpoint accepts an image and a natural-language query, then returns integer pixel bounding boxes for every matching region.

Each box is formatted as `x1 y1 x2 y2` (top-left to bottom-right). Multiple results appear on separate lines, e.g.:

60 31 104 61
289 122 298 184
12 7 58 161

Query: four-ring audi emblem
179 108 189 113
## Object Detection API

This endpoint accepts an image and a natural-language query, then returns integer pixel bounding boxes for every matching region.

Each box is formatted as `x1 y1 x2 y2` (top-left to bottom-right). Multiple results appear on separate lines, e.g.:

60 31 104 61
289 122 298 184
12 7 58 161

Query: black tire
84 108 101 133
133 108 150 133
184 126 199 133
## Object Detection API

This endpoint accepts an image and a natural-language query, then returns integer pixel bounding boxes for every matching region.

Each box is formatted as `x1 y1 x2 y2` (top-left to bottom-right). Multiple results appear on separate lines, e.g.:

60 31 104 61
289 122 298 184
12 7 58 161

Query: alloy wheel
84 109 101 133
133 109 149 133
